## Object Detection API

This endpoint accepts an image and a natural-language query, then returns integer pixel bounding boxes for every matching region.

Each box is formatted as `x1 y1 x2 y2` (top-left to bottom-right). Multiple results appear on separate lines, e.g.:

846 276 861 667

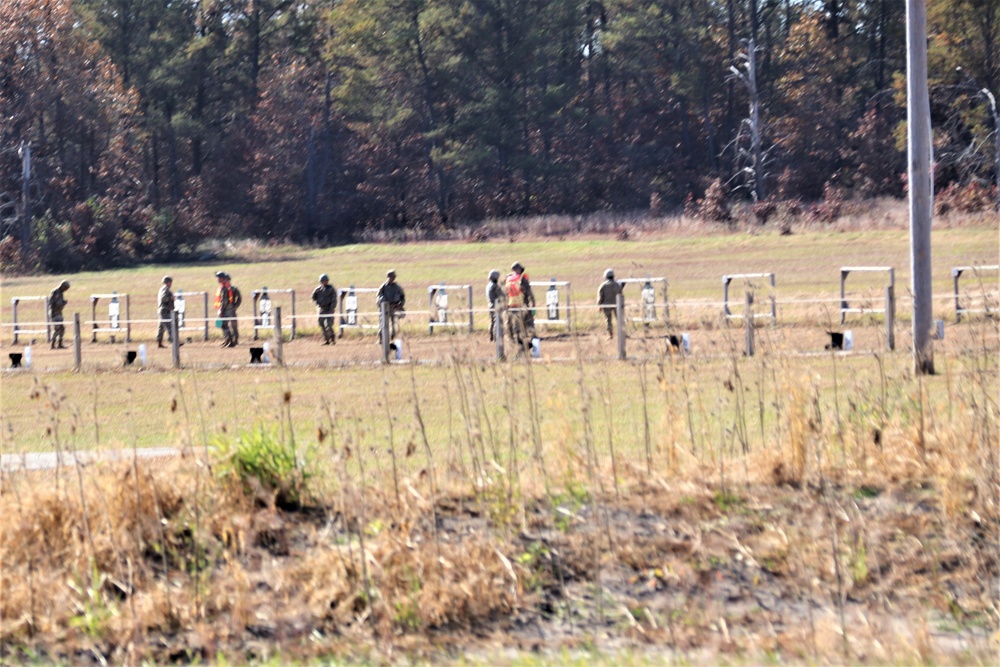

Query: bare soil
3 462 995 665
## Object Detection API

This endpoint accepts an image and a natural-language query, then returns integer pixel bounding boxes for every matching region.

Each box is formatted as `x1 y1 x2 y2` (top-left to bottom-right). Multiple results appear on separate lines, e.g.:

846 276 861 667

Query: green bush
213 425 311 509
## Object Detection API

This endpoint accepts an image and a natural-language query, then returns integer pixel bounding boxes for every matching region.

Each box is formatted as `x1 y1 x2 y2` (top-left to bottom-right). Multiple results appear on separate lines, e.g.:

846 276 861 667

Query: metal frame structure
172 290 211 341
337 286 381 335
839 266 894 324
532 279 572 328
427 283 474 333
10 295 50 344
618 277 669 324
89 293 131 342
251 288 296 340
952 265 1000 322
723 273 776 324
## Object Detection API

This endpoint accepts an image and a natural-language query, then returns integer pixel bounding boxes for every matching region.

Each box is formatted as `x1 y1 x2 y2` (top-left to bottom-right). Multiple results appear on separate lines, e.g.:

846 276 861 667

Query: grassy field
1 221 998 664
2 226 996 345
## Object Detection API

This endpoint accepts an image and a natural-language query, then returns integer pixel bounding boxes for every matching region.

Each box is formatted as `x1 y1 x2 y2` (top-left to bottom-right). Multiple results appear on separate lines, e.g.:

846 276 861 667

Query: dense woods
1 0 997 270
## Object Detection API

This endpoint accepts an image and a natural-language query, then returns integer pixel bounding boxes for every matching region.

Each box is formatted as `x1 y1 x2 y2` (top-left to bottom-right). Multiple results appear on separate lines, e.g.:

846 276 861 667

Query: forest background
1 0 997 273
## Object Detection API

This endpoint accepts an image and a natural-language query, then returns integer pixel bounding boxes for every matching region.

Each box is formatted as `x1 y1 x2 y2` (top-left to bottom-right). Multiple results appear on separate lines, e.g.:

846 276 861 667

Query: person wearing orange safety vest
214 271 243 347
504 262 535 352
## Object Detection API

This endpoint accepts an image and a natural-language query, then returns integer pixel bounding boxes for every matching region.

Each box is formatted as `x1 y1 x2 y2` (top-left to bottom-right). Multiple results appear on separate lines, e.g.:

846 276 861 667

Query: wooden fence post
380 301 390 363
885 285 895 351
273 306 285 366
171 311 181 369
495 308 505 361
616 294 626 360
73 313 82 371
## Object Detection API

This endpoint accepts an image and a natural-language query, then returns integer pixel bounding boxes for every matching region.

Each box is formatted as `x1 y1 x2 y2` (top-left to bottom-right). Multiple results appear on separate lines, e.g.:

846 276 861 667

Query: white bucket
531 337 540 358
23 346 31 369
138 344 147 366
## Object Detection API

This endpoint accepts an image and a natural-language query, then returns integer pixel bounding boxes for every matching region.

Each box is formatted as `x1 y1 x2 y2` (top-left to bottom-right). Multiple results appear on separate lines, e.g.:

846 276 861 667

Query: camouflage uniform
48 281 70 349
486 270 505 342
156 277 175 347
504 263 535 352
597 269 623 338
312 275 338 344
215 272 242 347
377 270 406 340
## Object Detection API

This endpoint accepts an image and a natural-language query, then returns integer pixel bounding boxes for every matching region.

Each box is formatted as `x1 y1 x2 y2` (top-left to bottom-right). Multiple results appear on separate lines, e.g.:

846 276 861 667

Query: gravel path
1 447 181 472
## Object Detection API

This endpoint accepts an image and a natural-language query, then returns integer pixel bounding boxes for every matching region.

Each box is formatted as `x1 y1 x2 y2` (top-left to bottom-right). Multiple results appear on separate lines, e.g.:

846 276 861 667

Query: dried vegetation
2 320 998 664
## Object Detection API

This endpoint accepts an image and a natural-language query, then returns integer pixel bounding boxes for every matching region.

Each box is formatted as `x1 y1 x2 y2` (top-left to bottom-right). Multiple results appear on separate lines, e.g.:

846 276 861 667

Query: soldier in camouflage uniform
215 271 242 347
377 269 406 340
156 275 176 348
48 280 70 349
312 273 338 344
504 262 535 352
486 269 505 342
597 268 623 339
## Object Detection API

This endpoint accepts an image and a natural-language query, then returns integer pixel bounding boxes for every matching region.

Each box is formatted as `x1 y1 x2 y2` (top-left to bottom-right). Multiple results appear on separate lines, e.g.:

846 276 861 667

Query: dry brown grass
2 321 998 664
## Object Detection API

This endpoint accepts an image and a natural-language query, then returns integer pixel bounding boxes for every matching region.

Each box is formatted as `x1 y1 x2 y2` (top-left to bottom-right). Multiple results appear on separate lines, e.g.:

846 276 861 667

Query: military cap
319 273 329 282
163 275 173 283
387 269 397 278
604 268 614 279
215 271 227 279
489 270 500 281
511 262 524 272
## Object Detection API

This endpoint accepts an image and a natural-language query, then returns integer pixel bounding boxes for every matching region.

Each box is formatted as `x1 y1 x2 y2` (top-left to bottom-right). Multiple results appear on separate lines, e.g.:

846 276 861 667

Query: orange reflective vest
215 286 235 310
505 272 529 306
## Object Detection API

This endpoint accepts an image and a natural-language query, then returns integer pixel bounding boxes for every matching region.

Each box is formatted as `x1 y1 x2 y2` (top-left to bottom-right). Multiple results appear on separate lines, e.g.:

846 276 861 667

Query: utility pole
907 0 934 374
19 141 31 261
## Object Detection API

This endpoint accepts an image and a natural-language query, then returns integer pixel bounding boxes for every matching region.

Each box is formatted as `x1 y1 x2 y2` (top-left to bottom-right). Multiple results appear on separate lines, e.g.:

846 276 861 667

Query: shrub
213 425 311 510
699 178 731 223
935 181 997 215
752 199 778 224
0 235 22 273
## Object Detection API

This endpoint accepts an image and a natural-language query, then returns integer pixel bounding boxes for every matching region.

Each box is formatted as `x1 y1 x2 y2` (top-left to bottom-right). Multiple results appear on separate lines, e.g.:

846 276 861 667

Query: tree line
1 0 997 272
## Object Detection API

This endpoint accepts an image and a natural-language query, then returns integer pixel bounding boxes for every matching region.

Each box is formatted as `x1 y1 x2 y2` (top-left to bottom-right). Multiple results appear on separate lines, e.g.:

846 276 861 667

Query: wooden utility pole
907 0 934 374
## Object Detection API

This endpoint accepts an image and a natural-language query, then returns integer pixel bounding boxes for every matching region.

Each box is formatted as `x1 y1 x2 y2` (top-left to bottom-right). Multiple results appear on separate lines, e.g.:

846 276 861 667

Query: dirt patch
2 461 996 664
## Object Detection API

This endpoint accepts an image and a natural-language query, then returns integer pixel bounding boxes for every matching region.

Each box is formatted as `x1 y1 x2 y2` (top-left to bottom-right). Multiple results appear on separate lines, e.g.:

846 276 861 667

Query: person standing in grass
377 269 406 341
48 280 70 349
312 273 338 344
597 268 623 339
215 271 242 347
505 262 535 352
486 270 506 342
156 275 176 348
